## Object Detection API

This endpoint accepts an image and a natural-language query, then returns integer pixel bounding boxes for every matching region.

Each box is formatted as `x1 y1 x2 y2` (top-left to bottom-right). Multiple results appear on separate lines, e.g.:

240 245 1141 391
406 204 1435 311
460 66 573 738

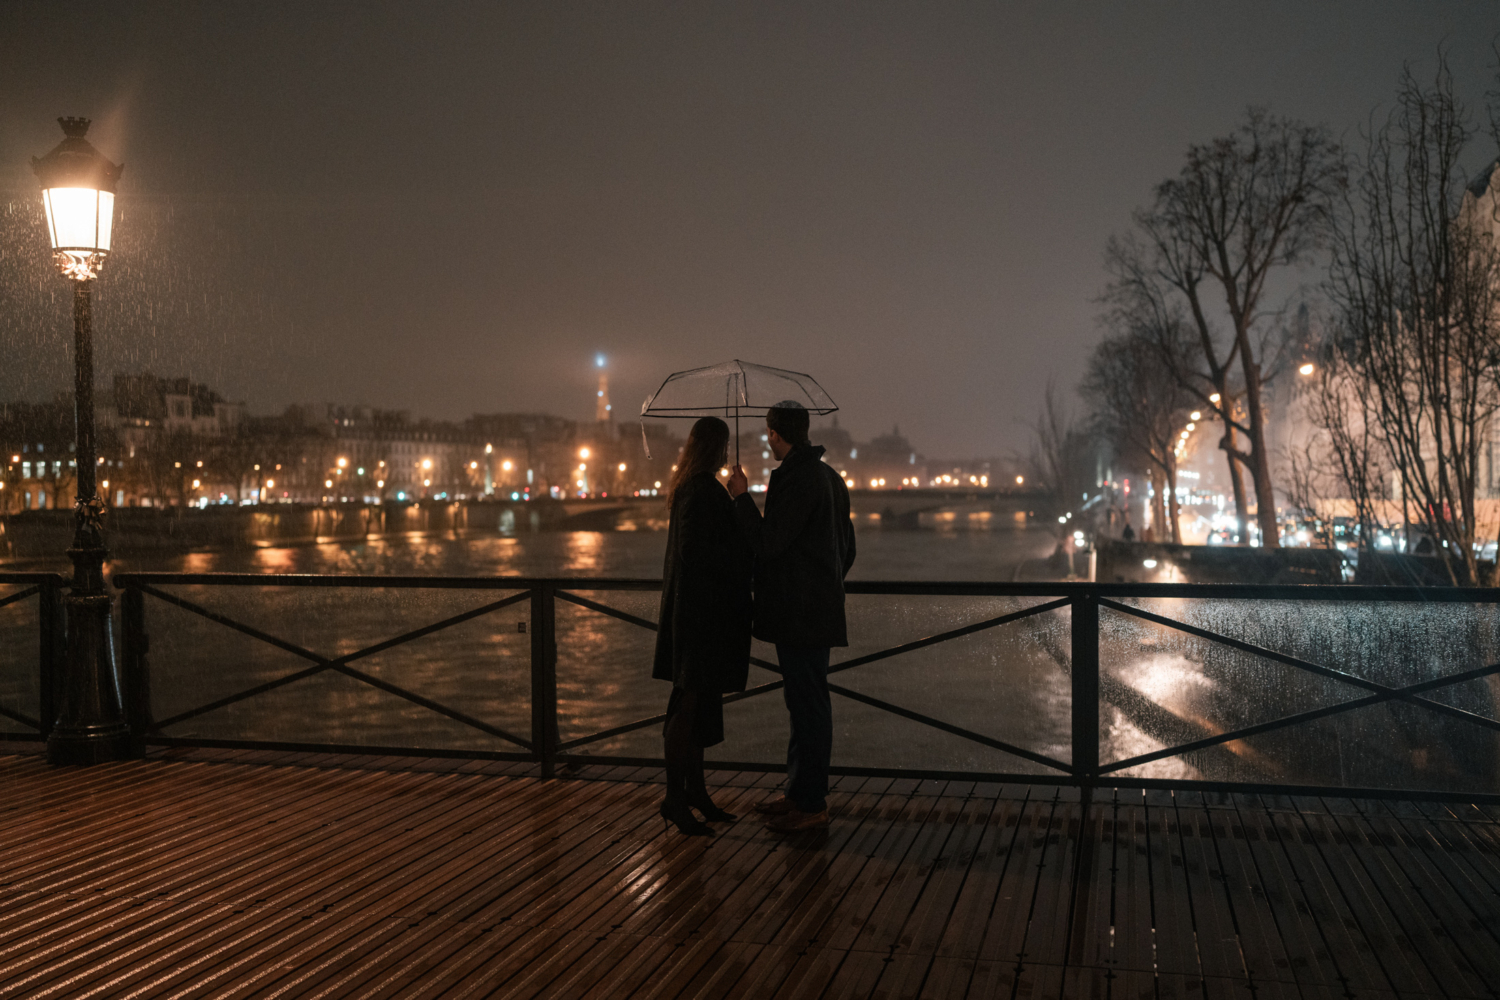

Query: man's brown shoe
753 795 795 816
764 808 830 833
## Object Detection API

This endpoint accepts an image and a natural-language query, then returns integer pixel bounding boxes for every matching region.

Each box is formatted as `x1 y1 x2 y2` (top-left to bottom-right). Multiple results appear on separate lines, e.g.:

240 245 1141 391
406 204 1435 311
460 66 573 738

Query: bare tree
1120 109 1345 547
1103 233 1250 537
1323 59 1500 584
1082 321 1196 544
1027 381 1093 539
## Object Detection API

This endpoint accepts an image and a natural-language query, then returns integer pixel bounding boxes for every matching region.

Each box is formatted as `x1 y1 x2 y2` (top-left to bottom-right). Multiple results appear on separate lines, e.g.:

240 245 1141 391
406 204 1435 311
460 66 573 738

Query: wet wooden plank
1258 798 1395 995
1166 793 1245 986
1319 798 1489 996
1110 795 1159 979
1191 794 1289 992
30 773 557 999
1219 796 1342 1000
1067 790 1115 974
845 781 966 955
9 751 1500 1000
1289 801 1445 996
972 790 1059 966
894 784 999 959
1018 794 1084 978
1141 790 1201 981
1373 800 1500 988
931 789 1034 962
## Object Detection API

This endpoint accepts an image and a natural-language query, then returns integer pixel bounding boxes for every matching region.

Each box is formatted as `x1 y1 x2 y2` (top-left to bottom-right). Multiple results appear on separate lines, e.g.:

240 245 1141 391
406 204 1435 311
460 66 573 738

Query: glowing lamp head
32 118 123 281
1299 363 1315 376
595 354 606 368
578 447 590 460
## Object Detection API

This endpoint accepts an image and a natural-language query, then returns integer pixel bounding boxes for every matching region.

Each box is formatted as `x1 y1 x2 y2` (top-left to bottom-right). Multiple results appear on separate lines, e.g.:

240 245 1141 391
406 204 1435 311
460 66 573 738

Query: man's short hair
766 400 810 446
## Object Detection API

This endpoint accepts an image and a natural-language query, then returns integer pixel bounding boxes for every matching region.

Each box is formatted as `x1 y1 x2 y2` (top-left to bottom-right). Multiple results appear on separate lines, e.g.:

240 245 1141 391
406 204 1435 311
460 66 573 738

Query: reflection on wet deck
4 746 1500 998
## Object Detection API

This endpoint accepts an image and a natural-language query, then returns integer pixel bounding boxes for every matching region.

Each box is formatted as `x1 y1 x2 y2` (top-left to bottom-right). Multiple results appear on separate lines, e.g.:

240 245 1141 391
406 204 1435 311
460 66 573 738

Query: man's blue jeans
777 643 832 813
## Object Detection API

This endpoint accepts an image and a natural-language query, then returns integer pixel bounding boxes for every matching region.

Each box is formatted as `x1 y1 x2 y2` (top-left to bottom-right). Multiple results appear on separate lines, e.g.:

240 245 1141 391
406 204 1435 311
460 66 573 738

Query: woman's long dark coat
652 472 753 693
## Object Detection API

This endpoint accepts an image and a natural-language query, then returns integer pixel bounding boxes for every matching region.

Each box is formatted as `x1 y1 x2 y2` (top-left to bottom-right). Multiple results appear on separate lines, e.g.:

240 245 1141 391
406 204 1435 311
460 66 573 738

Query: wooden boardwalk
3 748 1500 999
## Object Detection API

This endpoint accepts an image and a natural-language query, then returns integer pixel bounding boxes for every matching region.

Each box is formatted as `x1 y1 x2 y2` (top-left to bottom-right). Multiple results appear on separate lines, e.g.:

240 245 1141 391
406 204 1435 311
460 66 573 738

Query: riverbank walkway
3 748 1499 998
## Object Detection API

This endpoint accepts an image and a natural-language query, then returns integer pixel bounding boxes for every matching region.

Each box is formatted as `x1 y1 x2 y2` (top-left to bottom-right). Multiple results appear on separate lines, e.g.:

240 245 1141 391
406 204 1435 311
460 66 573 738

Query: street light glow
501 460 513 471
579 447 591 459
1209 393 1221 403
1299 363 1315 375
1190 411 1201 420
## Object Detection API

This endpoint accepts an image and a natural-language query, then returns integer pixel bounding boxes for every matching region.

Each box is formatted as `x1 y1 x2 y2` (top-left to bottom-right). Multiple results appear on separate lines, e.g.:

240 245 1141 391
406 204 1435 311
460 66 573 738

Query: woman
652 416 752 836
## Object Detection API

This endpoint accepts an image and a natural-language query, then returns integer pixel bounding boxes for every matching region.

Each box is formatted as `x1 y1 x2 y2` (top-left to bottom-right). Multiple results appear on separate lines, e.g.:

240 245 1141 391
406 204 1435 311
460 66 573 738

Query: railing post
37 576 66 741
119 583 152 756
530 582 558 779
1070 590 1099 786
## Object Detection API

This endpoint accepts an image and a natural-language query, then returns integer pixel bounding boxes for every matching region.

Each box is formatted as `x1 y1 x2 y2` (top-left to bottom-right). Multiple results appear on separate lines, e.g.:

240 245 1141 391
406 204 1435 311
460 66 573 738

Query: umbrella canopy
639 360 838 460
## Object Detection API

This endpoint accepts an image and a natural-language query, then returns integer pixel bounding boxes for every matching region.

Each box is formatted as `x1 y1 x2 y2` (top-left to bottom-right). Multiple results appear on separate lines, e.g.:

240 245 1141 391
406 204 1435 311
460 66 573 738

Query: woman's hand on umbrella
727 465 748 498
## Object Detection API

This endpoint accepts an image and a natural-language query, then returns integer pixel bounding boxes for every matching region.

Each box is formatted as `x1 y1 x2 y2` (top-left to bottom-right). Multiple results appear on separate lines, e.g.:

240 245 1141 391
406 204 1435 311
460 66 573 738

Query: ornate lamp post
32 117 130 765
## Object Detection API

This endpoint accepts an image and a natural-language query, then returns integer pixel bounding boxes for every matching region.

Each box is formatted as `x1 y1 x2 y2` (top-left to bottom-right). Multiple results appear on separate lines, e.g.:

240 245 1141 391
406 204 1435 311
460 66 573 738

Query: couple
652 401 856 837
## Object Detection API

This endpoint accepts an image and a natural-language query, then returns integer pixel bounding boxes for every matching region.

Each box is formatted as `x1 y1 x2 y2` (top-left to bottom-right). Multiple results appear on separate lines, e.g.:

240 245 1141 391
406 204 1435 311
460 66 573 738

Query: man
727 401 855 832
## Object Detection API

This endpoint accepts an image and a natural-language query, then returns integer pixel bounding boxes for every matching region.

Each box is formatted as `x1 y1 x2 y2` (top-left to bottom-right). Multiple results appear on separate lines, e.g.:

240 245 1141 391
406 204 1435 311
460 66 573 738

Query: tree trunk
1166 460 1183 545
1239 356 1280 547
1152 467 1168 542
1222 422 1249 542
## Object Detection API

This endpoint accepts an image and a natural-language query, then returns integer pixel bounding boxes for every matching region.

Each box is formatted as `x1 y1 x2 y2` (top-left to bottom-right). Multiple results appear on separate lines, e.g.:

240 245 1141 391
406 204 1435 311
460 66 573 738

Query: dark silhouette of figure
1122 519 1135 541
653 416 752 836
728 401 856 833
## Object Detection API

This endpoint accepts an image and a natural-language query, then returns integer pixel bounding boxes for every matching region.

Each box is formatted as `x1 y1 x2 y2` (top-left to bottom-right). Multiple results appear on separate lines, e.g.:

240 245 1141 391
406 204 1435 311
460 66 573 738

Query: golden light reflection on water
563 532 607 574
182 551 218 573
252 547 297 572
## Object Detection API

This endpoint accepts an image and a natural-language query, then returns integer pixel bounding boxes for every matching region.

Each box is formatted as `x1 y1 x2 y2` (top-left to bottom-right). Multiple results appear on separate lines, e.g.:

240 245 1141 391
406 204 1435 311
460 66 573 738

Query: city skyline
1 4 1496 458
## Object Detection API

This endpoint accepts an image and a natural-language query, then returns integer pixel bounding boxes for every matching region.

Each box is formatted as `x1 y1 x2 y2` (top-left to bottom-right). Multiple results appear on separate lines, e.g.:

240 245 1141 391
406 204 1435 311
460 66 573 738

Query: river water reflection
4 519 1495 794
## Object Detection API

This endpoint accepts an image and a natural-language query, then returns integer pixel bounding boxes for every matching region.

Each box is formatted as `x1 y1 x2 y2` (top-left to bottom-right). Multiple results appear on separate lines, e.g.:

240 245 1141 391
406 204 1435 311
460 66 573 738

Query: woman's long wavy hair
667 416 730 507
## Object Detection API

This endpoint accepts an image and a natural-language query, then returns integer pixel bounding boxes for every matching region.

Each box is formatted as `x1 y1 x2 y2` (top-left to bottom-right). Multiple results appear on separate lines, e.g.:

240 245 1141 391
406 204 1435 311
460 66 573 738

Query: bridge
552 487 1049 530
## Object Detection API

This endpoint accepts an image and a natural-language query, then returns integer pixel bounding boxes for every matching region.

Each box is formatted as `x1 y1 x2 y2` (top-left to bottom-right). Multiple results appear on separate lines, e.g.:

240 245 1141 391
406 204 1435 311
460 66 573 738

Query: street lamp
32 117 128 765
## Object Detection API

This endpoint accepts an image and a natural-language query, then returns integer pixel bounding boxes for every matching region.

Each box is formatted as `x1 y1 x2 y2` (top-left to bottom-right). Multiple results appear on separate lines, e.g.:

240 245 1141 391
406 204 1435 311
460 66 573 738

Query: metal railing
0 573 66 741
5 572 1499 802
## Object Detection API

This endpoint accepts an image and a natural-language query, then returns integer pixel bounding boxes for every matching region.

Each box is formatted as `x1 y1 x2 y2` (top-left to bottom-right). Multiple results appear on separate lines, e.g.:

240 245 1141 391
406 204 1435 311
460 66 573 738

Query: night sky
0 3 1495 458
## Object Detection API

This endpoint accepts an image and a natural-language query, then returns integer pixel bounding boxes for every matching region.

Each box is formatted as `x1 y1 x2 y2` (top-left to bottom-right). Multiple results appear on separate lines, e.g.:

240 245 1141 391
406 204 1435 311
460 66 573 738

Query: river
3 516 1494 794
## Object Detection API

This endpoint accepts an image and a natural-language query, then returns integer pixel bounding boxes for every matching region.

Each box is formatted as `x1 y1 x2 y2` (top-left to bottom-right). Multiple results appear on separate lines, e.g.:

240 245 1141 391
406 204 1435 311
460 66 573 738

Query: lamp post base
47 549 131 766
47 724 131 765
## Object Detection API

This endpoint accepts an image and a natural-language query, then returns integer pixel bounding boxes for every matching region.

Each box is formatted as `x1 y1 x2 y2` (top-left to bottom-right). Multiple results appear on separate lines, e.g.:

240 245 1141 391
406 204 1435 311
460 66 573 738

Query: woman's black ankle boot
662 764 714 836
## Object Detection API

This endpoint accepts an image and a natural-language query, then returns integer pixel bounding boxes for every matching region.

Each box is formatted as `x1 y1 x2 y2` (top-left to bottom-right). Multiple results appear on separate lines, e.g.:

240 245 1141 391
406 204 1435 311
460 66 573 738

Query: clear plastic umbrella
640 359 839 461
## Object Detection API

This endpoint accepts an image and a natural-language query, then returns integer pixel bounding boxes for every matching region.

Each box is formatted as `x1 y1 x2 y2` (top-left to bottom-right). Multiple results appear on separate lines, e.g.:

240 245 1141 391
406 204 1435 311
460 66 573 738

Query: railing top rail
853 581 1500 602
106 571 1500 603
0 572 68 586
110 573 659 591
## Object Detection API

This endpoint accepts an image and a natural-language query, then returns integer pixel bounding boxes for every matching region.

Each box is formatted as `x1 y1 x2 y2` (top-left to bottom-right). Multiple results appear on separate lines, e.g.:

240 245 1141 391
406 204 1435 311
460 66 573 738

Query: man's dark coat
733 444 856 647
652 472 753 693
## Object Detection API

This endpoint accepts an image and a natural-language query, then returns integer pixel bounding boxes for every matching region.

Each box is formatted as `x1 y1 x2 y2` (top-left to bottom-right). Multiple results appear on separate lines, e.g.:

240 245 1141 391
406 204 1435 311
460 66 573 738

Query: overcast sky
0 3 1496 457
